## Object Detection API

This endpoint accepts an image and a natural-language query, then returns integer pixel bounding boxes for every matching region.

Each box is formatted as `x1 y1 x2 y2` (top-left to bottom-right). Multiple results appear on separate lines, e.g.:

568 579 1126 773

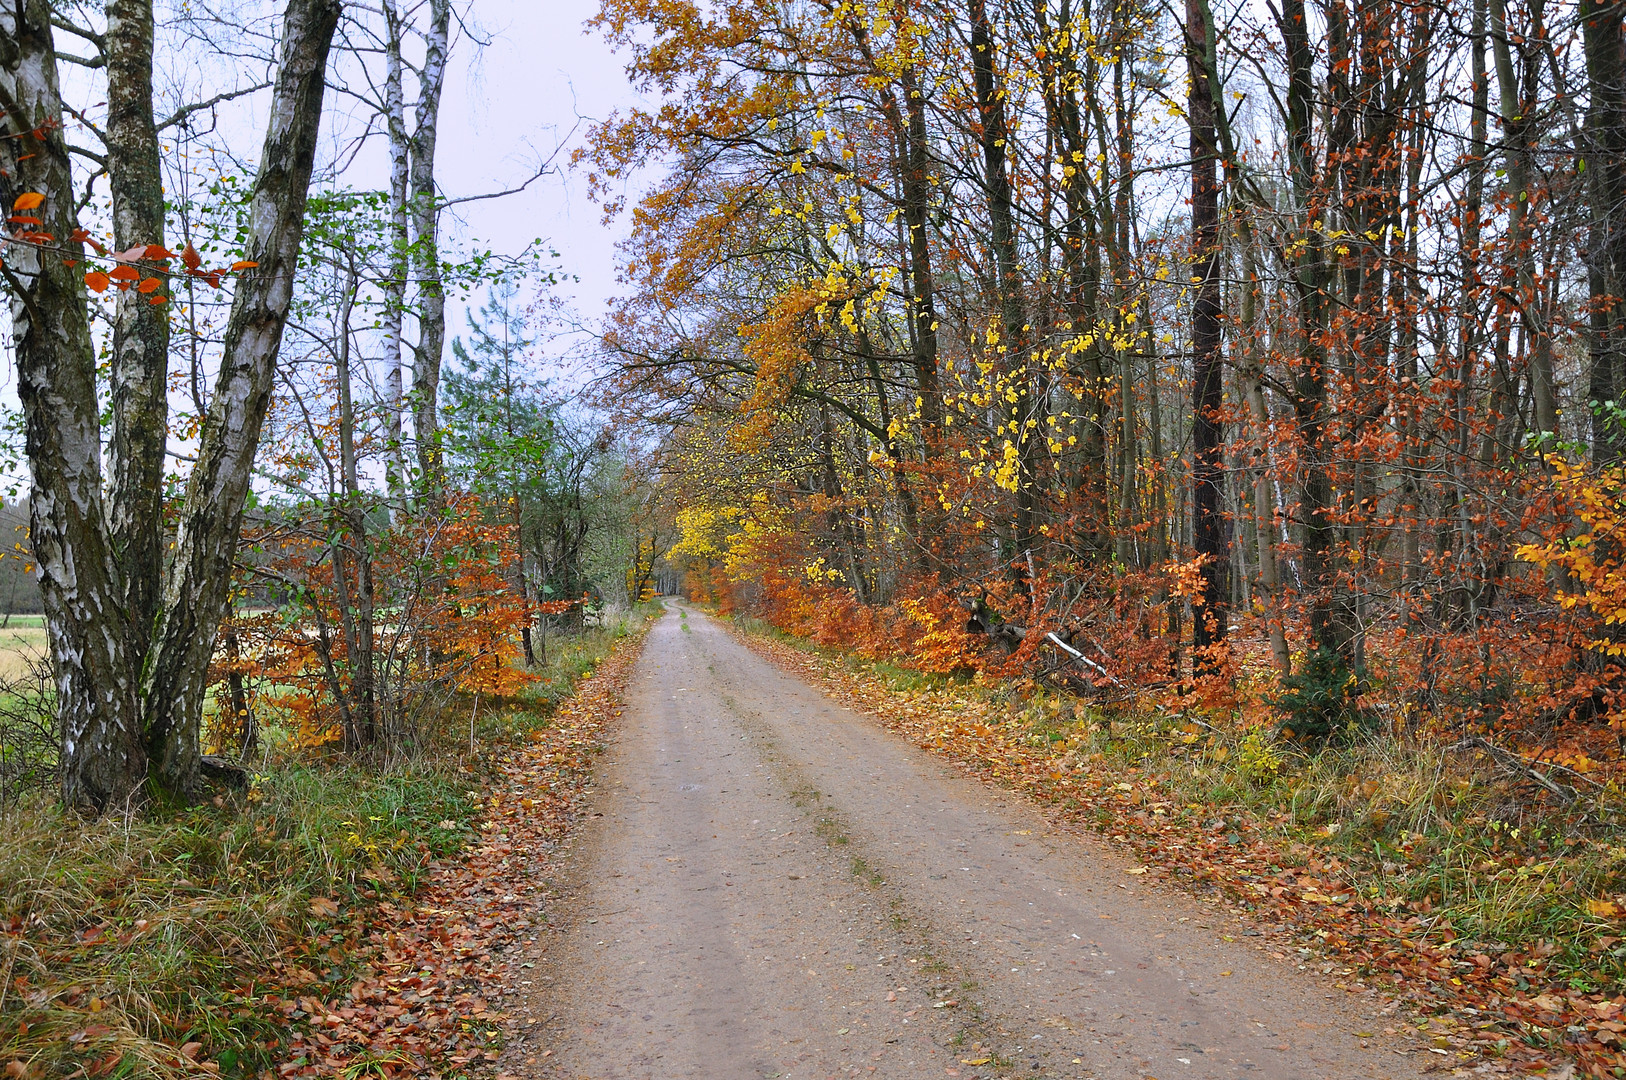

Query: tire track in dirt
509 604 1432 1080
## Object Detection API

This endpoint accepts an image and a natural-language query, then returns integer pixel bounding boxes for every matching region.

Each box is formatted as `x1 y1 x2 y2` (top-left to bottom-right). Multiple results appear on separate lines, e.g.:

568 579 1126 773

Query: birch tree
0 0 342 810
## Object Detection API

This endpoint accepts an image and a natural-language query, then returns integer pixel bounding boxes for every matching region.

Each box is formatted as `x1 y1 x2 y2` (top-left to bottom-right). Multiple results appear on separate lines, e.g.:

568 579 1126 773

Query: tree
0 0 341 810
446 283 553 664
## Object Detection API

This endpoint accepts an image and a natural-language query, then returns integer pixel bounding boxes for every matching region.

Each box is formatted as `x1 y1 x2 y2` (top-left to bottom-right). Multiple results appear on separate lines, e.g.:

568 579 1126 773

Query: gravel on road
514 603 1431 1080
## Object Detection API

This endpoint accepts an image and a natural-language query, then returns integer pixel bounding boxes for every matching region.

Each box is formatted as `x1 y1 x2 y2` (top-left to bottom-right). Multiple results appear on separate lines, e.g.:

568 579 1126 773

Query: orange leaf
142 244 173 260
205 271 221 289
83 270 109 293
147 295 167 305
11 192 43 211
181 242 202 271
107 265 139 281
136 277 162 294
229 260 259 271
8 216 42 227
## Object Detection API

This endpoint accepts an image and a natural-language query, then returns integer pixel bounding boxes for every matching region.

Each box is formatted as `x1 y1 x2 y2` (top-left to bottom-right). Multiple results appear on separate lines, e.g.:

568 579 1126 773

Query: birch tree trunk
141 0 342 798
382 0 412 496
106 0 170 652
0 0 145 812
410 0 452 509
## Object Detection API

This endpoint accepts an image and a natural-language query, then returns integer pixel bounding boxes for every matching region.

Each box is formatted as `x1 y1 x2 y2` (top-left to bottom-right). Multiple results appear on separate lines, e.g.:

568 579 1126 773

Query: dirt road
513 604 1431 1079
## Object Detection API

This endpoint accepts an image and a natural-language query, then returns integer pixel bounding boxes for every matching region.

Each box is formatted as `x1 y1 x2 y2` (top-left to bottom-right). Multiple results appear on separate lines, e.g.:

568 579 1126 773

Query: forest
584 0 1626 1066
597 0 1626 759
0 3 660 1075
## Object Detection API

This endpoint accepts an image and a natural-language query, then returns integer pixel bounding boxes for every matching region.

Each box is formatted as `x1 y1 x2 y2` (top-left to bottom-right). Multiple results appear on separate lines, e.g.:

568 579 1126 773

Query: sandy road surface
513 604 1430 1080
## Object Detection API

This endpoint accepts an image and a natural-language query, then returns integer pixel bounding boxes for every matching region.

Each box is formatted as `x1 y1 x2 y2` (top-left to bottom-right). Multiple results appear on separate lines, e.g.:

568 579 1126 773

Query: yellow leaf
1587 898 1620 918
12 192 44 211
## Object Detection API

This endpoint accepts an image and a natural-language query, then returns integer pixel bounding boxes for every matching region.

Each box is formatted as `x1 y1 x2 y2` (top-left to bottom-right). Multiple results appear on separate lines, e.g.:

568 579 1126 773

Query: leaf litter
265 626 648 1079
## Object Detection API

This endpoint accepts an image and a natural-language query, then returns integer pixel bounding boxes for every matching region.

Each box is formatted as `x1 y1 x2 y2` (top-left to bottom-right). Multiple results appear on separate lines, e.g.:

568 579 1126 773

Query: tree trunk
410 0 453 509
0 0 145 812
335 269 377 748
382 0 412 495
1187 0 1229 660
141 0 342 799
106 0 170 654
1277 0 1341 659
1239 241 1291 675
1490 0 1556 440
1583 0 1626 462
968 0 1031 551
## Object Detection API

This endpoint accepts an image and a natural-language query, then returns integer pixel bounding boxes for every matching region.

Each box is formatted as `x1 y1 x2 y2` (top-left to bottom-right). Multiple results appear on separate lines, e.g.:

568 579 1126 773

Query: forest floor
498 603 1462 1080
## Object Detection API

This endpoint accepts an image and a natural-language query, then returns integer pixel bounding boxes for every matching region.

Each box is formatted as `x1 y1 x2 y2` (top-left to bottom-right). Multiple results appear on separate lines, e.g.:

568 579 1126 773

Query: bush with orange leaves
212 495 536 755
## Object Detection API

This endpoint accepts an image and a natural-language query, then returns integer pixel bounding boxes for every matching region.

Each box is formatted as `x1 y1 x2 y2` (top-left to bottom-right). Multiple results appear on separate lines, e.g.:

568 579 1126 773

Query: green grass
0 624 48 678
1007 700 1626 993
0 765 473 1079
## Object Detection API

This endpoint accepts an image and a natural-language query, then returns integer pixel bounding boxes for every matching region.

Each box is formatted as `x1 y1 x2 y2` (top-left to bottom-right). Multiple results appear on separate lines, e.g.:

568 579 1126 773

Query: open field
0 624 48 678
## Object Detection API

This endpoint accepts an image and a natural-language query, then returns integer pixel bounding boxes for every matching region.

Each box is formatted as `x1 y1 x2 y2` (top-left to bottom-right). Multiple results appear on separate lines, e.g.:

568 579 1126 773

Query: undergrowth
0 608 651 1080
0 767 471 1079
1050 707 1626 992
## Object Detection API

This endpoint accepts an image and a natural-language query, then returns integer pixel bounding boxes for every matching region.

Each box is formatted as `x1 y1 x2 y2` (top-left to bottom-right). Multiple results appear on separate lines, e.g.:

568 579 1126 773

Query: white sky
433 0 645 355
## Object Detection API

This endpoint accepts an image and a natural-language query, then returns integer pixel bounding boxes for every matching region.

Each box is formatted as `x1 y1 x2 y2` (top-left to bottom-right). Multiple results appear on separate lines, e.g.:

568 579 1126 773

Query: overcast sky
430 0 646 356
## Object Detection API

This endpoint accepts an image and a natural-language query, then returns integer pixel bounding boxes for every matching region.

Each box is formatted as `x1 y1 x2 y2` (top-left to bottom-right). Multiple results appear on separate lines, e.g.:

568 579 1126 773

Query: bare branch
54 51 104 70
156 83 274 134
50 14 104 51
436 129 576 209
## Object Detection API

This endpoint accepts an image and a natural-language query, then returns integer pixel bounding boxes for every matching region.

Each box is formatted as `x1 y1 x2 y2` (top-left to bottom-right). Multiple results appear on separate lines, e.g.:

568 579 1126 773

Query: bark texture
1584 0 1626 461
141 0 342 798
1187 0 1229 657
409 0 452 508
106 0 170 650
0 0 144 812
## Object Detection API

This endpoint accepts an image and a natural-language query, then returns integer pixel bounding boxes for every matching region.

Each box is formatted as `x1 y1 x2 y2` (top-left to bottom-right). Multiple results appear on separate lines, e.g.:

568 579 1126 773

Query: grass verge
0 606 655 1080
